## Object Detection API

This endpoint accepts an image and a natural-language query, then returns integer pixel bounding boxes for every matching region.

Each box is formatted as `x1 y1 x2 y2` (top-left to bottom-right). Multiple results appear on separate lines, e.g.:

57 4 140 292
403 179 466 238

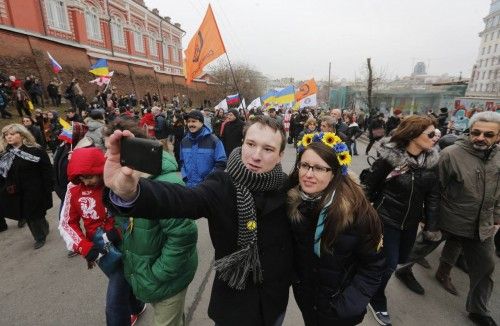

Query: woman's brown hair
289 142 382 253
390 115 436 148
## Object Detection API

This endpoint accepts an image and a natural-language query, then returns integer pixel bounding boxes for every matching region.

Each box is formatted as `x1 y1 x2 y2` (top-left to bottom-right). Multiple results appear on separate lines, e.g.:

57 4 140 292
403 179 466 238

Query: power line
212 0 246 62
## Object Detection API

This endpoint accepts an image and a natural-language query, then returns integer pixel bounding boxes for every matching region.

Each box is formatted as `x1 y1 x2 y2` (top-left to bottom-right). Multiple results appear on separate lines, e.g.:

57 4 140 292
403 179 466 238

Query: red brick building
0 0 215 104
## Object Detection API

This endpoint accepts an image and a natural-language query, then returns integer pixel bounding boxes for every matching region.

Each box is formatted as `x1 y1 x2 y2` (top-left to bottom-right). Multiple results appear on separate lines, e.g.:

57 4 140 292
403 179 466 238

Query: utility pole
328 61 332 107
367 58 374 115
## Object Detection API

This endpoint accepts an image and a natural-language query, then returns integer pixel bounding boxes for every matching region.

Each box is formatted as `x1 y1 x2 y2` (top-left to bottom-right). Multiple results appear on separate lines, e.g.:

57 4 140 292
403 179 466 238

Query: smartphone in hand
120 137 162 176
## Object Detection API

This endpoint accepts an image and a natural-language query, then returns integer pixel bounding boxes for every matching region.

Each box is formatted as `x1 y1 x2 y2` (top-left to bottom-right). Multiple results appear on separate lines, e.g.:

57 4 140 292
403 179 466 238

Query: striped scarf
215 147 285 290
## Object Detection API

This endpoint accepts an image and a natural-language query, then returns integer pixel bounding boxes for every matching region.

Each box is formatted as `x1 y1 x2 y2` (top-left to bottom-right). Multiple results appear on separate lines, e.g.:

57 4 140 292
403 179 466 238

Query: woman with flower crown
288 132 385 325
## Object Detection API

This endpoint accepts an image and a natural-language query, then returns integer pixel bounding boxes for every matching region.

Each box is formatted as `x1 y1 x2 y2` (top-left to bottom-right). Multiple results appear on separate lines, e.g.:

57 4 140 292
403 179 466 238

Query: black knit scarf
215 147 285 290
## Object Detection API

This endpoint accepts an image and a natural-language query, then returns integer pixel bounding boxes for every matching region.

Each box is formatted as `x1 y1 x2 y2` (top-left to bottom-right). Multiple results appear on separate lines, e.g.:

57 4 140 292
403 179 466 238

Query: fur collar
287 186 305 223
377 138 439 169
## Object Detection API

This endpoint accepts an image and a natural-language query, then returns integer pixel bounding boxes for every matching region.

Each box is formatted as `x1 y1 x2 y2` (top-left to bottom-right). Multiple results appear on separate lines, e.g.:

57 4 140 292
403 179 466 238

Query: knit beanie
186 110 204 123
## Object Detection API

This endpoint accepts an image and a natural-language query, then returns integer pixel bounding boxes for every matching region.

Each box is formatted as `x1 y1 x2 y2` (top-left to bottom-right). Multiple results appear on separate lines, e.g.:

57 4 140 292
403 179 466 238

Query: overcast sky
145 0 490 81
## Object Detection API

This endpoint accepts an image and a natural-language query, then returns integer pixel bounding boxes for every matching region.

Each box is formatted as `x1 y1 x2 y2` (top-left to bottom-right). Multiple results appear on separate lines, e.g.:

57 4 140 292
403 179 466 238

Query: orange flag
184 4 226 84
295 79 318 102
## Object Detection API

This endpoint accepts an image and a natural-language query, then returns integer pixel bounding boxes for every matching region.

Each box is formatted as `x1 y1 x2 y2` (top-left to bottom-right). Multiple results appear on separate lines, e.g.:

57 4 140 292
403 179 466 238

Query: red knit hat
393 109 402 115
67 147 106 184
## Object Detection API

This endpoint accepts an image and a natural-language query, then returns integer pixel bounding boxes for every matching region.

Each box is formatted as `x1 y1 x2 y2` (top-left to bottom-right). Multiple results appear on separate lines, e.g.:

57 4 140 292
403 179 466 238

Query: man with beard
180 110 226 187
395 111 500 326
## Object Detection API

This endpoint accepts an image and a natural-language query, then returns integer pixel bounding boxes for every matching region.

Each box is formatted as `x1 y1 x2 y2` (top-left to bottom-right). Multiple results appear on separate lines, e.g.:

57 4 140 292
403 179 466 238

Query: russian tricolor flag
226 93 240 106
47 52 62 74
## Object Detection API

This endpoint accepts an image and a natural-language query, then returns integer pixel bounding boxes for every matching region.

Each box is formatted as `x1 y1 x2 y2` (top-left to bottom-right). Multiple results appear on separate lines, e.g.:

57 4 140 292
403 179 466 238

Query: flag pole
70 121 74 151
224 53 246 110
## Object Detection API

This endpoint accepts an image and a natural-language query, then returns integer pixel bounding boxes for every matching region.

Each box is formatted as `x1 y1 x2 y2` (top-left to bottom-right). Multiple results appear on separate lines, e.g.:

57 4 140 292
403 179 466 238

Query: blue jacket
180 125 227 187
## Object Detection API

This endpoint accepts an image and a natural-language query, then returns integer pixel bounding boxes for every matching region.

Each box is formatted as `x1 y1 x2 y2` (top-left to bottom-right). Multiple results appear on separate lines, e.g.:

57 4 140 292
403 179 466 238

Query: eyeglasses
298 162 332 174
423 131 436 139
470 130 498 138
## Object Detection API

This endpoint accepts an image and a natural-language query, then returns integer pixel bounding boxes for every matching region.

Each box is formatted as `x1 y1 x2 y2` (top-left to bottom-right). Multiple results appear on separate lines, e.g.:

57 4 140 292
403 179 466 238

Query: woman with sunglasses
289 132 384 325
362 115 440 326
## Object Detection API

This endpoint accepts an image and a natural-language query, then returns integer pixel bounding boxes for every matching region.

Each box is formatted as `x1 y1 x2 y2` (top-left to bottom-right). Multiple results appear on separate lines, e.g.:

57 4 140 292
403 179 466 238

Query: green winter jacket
438 137 500 241
115 151 198 303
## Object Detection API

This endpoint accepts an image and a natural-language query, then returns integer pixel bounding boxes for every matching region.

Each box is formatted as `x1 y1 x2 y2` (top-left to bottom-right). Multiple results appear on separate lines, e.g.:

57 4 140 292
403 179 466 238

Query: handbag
92 227 122 277
371 127 385 138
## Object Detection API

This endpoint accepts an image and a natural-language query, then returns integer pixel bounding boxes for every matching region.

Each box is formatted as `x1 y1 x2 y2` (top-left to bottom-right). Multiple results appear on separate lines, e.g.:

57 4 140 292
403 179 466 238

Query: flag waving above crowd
89 59 110 77
184 4 226 84
47 52 62 74
295 79 318 102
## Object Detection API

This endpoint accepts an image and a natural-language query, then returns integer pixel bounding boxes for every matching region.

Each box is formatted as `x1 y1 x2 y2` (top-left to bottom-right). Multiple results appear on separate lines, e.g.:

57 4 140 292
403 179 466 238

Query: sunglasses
423 131 436 139
470 130 498 138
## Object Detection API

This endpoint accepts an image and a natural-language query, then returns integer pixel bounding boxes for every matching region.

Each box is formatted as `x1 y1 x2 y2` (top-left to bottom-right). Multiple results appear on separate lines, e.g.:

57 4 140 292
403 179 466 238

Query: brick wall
0 29 216 107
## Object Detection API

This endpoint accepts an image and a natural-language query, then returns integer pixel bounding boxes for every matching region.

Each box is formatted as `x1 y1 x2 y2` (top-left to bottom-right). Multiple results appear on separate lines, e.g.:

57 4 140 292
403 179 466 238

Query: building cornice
0 24 187 77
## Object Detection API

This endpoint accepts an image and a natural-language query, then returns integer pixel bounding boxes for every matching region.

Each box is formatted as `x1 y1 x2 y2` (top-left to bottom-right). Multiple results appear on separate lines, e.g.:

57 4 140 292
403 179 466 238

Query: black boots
469 313 498 326
395 267 425 295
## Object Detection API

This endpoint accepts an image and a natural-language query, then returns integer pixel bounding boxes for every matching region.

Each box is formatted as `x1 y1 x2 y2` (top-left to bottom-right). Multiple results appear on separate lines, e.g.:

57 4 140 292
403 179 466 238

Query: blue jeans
370 224 418 311
106 264 144 326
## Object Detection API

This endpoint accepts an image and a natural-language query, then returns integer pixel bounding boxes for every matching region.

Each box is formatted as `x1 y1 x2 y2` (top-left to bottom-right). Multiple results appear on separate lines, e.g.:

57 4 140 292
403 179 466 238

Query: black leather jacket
363 140 440 231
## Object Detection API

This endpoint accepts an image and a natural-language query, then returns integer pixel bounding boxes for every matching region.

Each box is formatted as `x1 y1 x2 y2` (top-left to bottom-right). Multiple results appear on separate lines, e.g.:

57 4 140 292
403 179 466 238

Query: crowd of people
0 76 499 326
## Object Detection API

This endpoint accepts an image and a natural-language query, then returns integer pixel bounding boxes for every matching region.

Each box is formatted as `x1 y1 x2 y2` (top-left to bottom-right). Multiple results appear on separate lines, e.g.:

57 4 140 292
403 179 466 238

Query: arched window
133 25 144 52
85 7 102 40
162 36 170 61
110 17 125 47
45 0 69 31
149 32 158 56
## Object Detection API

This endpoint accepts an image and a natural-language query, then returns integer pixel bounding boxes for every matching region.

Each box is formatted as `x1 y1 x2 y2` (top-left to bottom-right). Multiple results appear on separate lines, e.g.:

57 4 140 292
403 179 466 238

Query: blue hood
188 125 212 140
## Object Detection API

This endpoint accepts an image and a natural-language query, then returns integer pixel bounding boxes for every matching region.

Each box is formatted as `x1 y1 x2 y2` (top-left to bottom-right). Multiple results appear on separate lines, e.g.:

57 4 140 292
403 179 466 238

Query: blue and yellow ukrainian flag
261 89 277 104
89 59 109 77
274 86 295 104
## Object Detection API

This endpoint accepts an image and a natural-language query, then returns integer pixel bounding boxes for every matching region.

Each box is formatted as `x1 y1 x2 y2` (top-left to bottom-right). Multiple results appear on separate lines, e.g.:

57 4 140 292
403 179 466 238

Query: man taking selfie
104 116 292 326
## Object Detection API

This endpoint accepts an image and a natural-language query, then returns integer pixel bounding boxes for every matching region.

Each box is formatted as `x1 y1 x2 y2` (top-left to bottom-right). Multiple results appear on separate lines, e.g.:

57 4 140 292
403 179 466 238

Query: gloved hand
85 245 103 264
422 230 442 242
105 228 122 246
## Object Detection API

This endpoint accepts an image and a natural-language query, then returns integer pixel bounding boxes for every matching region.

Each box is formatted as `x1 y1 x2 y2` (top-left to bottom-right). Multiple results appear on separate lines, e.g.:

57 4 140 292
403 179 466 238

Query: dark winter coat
154 114 169 139
221 118 244 157
385 116 400 135
172 124 184 165
362 140 440 231
437 112 449 134
345 123 363 141
368 119 386 140
438 137 500 240
105 172 293 326
0 145 53 221
53 143 70 200
27 125 46 149
288 188 385 326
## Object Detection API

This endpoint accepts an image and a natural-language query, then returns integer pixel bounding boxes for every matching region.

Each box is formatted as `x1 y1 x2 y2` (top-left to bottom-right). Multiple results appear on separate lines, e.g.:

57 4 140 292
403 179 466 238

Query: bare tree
208 61 267 104
351 59 387 114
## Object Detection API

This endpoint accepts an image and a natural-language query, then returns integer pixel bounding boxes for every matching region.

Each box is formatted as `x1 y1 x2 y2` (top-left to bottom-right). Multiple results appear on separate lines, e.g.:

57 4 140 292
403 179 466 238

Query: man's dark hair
243 115 286 152
102 117 147 139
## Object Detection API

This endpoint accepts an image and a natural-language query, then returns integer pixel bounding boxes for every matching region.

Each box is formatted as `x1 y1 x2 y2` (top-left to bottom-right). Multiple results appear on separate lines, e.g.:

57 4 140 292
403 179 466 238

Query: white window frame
110 17 125 47
85 7 102 40
171 45 179 62
134 26 144 52
162 41 170 61
45 0 69 31
149 33 158 56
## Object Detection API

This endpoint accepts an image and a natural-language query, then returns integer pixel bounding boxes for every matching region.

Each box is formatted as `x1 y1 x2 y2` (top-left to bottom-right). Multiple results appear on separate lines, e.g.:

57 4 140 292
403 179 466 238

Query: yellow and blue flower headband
296 132 352 175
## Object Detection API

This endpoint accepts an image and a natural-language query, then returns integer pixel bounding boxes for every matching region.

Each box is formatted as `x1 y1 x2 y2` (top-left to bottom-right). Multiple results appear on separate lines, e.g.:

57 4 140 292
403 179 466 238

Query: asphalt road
0 139 499 326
